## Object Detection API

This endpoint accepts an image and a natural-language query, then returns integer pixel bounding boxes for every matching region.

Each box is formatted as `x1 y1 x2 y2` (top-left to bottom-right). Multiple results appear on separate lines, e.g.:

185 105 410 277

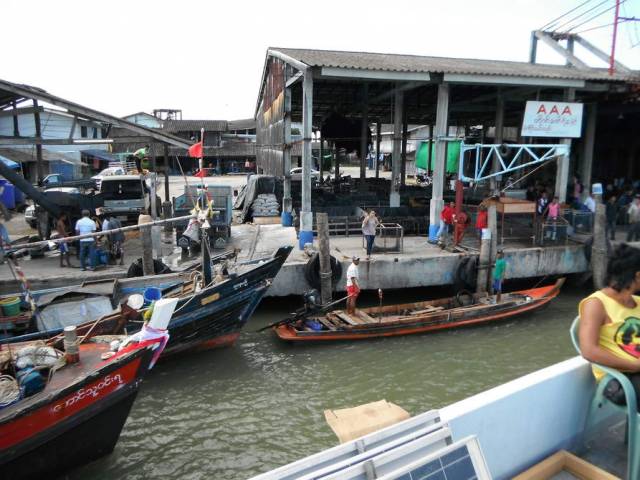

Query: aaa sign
521 101 583 138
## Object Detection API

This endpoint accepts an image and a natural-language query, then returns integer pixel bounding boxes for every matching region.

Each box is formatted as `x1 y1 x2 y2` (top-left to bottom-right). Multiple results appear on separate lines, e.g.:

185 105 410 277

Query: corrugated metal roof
227 118 256 131
163 119 228 133
271 47 640 82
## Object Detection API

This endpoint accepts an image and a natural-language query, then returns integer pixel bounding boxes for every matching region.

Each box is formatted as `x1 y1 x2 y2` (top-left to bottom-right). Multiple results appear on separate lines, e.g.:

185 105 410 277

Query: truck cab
98 175 150 223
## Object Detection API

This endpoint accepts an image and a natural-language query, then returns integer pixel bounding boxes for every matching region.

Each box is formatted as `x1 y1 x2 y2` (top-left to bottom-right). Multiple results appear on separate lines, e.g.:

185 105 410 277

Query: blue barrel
1 183 16 209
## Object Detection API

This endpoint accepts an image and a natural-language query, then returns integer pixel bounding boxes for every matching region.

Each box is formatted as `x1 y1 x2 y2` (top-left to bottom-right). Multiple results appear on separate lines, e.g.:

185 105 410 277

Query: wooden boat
5 246 292 357
274 278 564 342
0 337 164 479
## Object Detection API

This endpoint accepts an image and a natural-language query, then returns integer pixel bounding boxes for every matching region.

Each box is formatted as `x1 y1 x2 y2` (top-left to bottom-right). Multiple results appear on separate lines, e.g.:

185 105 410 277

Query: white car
92 166 126 189
290 167 320 181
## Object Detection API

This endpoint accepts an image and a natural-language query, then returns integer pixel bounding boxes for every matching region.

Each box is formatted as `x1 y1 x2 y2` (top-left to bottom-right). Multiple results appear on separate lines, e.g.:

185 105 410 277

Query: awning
80 149 118 162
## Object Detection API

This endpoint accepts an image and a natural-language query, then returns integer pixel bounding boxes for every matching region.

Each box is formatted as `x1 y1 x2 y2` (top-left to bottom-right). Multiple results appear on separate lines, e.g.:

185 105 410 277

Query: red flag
188 141 203 158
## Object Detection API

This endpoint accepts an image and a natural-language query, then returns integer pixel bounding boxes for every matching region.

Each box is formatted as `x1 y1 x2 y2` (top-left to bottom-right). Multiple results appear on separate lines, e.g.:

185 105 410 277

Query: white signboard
521 101 583 138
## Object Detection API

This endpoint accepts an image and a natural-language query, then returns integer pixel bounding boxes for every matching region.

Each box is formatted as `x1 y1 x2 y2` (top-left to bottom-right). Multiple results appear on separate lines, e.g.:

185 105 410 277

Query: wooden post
317 212 332 304
429 83 450 241
375 120 381 179
33 100 44 183
334 141 340 186
400 103 408 187
391 88 403 207
141 224 154 276
162 144 172 232
359 83 368 190
488 203 498 292
592 203 607 289
476 228 491 294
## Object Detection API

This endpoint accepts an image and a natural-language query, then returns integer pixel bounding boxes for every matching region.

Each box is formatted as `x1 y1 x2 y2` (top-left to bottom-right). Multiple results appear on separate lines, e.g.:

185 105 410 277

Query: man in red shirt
437 201 455 241
475 205 488 238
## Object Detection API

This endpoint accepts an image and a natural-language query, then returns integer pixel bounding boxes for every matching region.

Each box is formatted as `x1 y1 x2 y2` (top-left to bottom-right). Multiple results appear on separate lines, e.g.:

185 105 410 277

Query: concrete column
299 72 314 248
390 88 403 207
359 83 368 187
282 85 293 226
580 103 597 191
555 88 575 203
592 203 607 289
490 91 504 195
375 120 381 179
476 228 491 294
429 83 450 241
401 107 408 187
317 212 332 304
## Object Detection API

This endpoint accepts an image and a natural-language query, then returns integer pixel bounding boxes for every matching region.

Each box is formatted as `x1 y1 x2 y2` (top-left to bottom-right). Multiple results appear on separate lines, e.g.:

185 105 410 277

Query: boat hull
275 280 563 343
0 344 154 479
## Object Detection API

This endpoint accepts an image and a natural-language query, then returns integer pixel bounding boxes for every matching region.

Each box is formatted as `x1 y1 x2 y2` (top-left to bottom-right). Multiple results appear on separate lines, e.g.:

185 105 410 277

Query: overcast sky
2 0 638 120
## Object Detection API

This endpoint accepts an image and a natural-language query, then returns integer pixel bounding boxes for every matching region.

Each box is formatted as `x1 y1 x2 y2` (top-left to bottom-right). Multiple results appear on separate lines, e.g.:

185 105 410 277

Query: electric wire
539 0 596 31
552 0 610 32
561 0 628 33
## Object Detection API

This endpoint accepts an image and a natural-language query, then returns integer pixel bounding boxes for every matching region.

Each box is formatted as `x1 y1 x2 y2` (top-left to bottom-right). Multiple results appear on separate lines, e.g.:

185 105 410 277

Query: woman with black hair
579 244 640 409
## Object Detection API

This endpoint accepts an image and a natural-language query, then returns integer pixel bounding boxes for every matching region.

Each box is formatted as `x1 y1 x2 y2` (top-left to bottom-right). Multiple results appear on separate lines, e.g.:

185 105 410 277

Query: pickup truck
39 174 96 190
98 175 153 223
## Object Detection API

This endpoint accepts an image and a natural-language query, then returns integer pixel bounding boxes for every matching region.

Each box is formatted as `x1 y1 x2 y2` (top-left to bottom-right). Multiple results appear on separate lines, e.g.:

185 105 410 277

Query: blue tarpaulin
0 155 20 170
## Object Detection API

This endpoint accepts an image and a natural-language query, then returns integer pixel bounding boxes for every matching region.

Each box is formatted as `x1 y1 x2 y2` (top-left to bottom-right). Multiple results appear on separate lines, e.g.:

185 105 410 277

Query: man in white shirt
346 256 360 315
75 209 96 271
583 193 596 213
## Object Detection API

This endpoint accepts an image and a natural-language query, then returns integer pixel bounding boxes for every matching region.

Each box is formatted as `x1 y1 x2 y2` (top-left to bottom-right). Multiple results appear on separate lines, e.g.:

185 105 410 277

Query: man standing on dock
346 256 360 315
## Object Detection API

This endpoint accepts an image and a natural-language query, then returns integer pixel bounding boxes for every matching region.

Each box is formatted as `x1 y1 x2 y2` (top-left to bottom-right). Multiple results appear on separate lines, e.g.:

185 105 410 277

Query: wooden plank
355 310 377 323
410 306 444 315
335 310 360 326
317 317 337 331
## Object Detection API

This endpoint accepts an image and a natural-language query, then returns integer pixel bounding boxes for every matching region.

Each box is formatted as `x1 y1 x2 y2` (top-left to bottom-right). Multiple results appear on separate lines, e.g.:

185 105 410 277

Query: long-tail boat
4 246 292 357
0 337 165 478
274 278 564 343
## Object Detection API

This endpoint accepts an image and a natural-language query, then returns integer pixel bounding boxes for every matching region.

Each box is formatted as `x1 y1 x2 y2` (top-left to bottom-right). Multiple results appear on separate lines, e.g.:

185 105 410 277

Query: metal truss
458 143 570 182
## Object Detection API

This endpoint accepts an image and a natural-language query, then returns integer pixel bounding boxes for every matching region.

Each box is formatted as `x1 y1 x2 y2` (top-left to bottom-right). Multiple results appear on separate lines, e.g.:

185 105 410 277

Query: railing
362 223 404 253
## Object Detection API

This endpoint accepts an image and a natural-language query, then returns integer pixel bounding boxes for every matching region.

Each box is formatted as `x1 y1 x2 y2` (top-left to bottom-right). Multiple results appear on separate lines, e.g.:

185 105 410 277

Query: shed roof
227 118 256 131
163 119 228 133
271 47 640 82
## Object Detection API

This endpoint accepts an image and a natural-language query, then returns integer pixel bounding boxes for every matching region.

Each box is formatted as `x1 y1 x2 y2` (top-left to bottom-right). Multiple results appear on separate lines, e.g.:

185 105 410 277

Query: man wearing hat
346 256 360 315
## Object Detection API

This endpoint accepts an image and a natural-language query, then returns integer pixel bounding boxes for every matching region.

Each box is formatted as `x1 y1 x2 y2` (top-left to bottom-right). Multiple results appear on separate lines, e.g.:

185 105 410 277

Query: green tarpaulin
415 141 460 174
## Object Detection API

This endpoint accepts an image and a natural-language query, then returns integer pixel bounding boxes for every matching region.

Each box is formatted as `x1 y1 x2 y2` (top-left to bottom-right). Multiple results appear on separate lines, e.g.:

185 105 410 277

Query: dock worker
56 212 73 268
492 250 507 303
346 256 360 315
75 209 96 271
133 144 151 171
437 201 455 243
578 244 640 411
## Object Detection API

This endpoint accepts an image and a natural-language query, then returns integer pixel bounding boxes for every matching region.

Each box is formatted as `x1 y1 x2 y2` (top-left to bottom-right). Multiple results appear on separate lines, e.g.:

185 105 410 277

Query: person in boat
492 250 506 303
579 244 640 410
346 256 360 315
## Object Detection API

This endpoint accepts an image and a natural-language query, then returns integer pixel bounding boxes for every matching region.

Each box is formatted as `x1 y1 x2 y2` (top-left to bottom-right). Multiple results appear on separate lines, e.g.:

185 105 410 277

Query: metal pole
581 103 597 192
491 90 504 196
317 212 332 304
299 72 314 248
609 0 621 76
401 103 408 187
555 88 575 203
33 99 44 183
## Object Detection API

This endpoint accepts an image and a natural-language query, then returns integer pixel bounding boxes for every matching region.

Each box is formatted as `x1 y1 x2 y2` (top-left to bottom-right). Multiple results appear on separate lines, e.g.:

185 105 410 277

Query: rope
0 375 20 406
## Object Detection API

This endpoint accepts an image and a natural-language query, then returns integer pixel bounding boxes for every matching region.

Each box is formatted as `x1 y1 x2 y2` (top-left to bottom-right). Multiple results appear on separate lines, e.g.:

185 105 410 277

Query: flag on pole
188 141 203 158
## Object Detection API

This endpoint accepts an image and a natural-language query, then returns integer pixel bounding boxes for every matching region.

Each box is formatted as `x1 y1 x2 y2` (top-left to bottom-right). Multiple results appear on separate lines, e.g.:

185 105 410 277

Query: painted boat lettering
233 280 249 290
52 373 124 412
201 293 221 305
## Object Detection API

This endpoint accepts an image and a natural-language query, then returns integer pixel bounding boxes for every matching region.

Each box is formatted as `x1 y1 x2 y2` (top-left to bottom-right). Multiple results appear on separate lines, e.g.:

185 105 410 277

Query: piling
592 202 607 289
487 203 498 293
317 213 332 305
476 229 491 294
63 326 80 364
140 224 154 276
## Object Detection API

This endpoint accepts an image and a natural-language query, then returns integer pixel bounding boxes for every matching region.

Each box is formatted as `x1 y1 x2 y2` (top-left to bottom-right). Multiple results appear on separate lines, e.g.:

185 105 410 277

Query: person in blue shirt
75 210 96 271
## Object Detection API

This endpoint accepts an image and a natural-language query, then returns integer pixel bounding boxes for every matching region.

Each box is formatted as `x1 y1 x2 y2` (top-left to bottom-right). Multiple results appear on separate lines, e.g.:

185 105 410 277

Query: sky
2 0 638 120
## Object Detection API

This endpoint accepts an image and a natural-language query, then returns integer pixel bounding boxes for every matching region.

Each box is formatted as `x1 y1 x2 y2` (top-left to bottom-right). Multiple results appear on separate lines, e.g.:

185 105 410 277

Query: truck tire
126 258 173 278
304 253 342 290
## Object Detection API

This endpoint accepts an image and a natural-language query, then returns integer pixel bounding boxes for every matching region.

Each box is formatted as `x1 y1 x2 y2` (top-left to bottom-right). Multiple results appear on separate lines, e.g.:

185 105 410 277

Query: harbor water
70 284 584 480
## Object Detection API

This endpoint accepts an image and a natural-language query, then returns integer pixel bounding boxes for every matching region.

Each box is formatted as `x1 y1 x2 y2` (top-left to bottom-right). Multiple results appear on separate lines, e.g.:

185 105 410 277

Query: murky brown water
69 283 584 480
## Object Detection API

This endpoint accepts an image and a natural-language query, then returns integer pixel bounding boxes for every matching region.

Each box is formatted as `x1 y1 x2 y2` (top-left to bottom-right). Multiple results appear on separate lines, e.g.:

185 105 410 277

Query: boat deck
578 417 627 478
